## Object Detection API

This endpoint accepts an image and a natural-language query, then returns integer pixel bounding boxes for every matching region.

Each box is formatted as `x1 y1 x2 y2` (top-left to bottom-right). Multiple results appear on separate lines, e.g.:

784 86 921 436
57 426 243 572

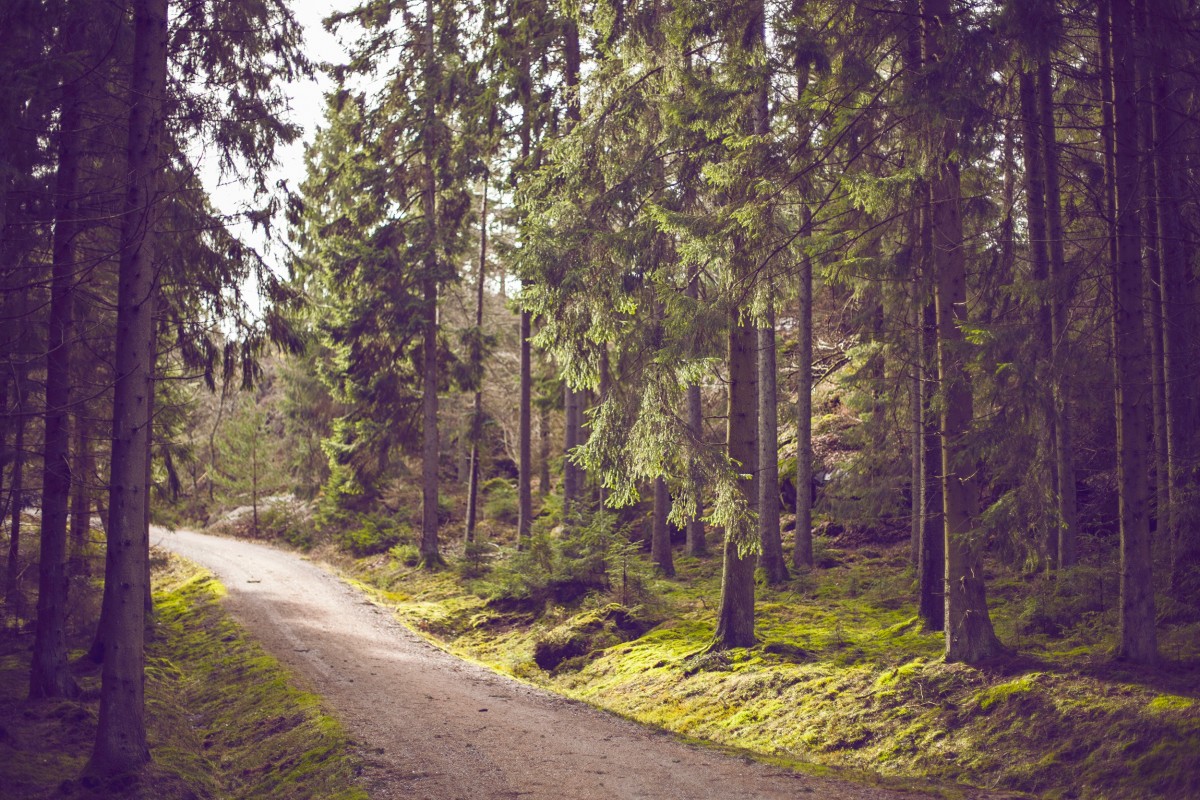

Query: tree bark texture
793 210 814 570
87 0 168 776
465 181 488 543
1108 0 1158 663
651 477 674 577
714 314 758 650
924 0 1000 664
32 4 87 698
758 295 786 584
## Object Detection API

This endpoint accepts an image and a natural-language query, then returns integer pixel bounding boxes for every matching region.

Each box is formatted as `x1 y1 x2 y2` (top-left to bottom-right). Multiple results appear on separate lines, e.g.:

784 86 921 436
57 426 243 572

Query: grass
0 549 367 800
327 532 1200 800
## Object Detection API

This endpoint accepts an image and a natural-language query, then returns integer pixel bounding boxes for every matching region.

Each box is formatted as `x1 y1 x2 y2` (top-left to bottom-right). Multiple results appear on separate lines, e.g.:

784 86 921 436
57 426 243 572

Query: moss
1147 694 1195 713
974 673 1041 712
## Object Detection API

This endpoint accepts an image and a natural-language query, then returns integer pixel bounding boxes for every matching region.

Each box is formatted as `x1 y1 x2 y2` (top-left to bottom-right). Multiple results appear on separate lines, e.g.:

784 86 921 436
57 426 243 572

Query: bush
482 479 518 524
340 515 412 557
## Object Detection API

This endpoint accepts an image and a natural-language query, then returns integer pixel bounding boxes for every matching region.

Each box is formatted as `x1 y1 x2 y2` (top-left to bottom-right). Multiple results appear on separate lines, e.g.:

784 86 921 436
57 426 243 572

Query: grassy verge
330 539 1200 800
0 552 367 800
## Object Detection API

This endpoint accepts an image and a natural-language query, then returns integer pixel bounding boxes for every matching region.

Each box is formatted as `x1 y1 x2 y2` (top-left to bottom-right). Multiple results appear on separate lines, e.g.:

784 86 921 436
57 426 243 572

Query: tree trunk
1018 68 1059 569
465 181 488 543
563 384 579 520
1037 61 1079 568
32 7 86 694
86 0 167 776
1108 0 1158 663
713 314 758 650
1146 0 1200 602
70 414 92 577
924 0 1000 664
5 398 25 614
919 296 944 631
418 0 442 569
685 273 706 557
793 209 814 570
758 294 786 584
518 310 533 542
537 398 549 499
651 477 674 577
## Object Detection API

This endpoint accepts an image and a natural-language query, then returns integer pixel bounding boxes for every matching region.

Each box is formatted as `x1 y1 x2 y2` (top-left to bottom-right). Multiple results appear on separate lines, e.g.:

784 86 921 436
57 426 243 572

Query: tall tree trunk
563 385 579 520
518 310 533 542
70 414 92 577
1108 0 1158 663
758 293 786 584
713 314 758 649
465 181 488 543
86 0 168 776
1146 0 1200 601
537 399 549 499
32 6 86 694
684 272 706 557
418 0 442 568
1019 69 1059 569
1038 61 1079 568
793 209 814 570
1136 29 1170 538
919 295 944 631
651 477 674 577
924 0 1000 664
5 395 25 614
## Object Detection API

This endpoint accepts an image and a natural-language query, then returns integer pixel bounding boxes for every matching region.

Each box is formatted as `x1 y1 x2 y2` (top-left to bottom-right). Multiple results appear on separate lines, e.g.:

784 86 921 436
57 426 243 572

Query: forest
2 0 1199 797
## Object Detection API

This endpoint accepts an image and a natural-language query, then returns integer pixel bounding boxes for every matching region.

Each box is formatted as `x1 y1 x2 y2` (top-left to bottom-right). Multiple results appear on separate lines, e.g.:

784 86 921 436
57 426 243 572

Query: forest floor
0 542 365 799
314 522 1200 800
157 526 981 800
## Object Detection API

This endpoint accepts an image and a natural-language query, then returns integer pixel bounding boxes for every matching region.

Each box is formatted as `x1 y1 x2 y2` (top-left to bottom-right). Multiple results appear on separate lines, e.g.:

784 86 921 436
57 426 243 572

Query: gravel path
157 528 936 800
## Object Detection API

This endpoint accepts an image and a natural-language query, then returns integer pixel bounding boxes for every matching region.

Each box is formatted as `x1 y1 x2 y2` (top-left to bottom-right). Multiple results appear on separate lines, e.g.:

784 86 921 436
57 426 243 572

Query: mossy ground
0 544 367 800
333 537 1200 800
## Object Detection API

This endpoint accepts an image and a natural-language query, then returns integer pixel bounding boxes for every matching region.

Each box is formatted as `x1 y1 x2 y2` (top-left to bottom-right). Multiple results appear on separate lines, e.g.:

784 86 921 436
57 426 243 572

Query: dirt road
157 528 932 800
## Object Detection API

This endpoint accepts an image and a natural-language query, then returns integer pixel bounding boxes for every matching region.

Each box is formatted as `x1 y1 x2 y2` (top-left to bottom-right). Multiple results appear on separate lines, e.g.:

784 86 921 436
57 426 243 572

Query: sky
198 0 350 295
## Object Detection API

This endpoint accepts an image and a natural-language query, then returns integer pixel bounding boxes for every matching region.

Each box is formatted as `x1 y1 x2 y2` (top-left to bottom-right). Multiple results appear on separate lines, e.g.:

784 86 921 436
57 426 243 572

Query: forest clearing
3 0 1200 797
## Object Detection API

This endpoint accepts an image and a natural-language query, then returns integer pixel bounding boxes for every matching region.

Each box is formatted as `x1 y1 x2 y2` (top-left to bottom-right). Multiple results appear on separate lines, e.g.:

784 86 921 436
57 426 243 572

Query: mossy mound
532 603 653 672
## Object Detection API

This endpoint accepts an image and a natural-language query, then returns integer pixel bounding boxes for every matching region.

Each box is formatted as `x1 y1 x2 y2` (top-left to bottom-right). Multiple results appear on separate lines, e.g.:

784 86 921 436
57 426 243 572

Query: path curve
157 528 930 800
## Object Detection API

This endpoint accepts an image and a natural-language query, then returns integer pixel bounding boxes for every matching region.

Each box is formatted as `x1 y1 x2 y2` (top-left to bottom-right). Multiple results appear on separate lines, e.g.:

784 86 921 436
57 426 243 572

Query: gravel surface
157 528 938 800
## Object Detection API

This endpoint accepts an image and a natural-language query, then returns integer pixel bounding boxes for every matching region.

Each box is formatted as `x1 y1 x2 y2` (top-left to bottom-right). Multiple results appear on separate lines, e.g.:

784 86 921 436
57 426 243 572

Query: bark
518 310 533 541
1146 0 1200 601
32 30 84 689
685 381 706 557
758 294 786 584
465 181 488 543
1108 0 1158 663
713 314 758 650
919 297 944 631
537 399 550 499
563 385 579 520
418 0 442 568
1038 61 1079 568
1019 68 1058 569
5 399 25 614
86 0 167 776
924 0 1000 664
70 415 92 577
793 209 814 570
651 477 674 577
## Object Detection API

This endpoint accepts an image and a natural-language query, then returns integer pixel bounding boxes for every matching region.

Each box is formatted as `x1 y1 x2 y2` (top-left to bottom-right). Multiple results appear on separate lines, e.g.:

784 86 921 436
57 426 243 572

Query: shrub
340 515 412 557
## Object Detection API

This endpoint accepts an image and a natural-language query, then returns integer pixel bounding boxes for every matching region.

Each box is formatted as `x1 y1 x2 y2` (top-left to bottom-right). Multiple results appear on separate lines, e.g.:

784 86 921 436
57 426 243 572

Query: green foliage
482 478 518 524
340 515 413 558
